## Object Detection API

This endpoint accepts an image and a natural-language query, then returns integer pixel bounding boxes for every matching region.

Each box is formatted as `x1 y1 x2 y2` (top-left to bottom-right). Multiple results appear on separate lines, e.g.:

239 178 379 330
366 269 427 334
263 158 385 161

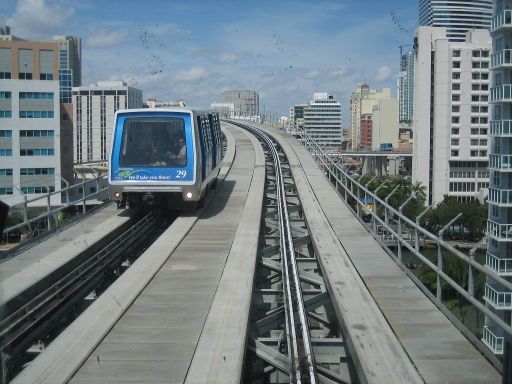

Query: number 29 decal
176 170 187 179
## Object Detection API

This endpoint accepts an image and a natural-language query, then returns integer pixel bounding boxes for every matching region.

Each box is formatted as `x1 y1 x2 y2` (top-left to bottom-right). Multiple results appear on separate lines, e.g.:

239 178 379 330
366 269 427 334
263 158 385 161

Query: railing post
46 186 52 231
397 193 416 264
437 212 463 302
415 204 433 253
469 237 486 297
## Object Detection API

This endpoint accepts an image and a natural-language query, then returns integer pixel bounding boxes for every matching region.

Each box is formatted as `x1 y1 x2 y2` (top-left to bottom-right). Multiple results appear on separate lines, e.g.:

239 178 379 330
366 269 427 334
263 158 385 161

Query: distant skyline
1 0 418 124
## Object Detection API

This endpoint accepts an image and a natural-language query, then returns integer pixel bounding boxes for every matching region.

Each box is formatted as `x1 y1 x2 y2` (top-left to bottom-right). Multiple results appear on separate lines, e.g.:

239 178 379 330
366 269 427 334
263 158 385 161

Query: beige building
371 99 399 151
349 84 392 149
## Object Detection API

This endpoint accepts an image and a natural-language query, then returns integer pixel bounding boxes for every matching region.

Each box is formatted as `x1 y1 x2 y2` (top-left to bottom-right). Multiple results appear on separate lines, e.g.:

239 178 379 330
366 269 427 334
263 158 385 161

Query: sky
0 0 418 124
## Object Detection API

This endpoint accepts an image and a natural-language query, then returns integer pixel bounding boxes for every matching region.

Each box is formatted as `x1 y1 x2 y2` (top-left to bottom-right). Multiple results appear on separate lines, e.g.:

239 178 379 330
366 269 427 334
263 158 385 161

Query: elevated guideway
251 122 500 384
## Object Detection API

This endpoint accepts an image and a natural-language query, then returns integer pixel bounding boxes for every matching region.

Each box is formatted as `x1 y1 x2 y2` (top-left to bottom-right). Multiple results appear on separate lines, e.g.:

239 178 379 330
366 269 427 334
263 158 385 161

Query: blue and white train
108 108 223 209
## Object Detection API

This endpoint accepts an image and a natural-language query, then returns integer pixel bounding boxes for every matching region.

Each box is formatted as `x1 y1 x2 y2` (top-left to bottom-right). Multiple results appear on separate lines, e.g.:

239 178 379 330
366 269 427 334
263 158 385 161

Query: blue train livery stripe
110 111 196 184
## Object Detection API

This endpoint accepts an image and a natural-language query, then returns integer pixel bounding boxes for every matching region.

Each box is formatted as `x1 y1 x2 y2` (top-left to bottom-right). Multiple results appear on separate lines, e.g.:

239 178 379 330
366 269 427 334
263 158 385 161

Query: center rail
239 123 317 383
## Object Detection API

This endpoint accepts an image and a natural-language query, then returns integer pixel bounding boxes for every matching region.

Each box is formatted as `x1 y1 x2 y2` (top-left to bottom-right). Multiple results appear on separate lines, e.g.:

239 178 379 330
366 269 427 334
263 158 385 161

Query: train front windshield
120 118 187 167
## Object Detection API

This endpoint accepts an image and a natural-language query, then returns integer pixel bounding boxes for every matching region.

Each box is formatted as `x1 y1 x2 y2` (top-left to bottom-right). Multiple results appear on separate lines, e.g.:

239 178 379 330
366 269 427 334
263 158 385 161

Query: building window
471 150 479 157
452 94 460 102
21 186 55 194
0 111 12 118
451 150 459 157
19 111 55 118
453 50 461 57
451 139 459 145
0 188 13 195
451 128 460 135
39 73 54 80
19 73 33 80
0 72 11 79
20 168 55 175
0 92 11 99
453 73 461 80
0 149 12 156
0 169 13 176
453 61 461 69
20 149 55 156
20 130 54 137
452 105 460 113
452 117 460 124
19 92 54 100
0 130 12 137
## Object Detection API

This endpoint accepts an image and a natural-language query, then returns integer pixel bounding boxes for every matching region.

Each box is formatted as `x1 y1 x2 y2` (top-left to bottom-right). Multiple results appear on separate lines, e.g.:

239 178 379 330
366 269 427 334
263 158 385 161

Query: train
108 108 223 209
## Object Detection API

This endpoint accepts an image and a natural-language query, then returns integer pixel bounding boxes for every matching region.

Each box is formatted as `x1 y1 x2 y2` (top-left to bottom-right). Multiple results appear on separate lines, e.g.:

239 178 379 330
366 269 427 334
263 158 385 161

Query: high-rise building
72 81 143 163
349 84 392 149
413 27 491 205
482 0 512 356
51 36 81 103
221 90 259 117
303 93 343 148
398 52 415 125
419 0 493 42
0 34 63 206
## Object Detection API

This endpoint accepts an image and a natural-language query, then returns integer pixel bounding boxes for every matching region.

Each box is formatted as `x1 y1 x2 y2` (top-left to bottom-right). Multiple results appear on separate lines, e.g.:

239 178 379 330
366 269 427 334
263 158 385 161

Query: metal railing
490 120 512 137
3 174 108 236
492 9 512 31
297 126 511 368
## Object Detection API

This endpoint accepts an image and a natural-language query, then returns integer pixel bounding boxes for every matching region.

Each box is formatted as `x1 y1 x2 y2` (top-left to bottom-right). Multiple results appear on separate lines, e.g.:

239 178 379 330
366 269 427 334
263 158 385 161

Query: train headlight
186 192 193 199
114 192 121 198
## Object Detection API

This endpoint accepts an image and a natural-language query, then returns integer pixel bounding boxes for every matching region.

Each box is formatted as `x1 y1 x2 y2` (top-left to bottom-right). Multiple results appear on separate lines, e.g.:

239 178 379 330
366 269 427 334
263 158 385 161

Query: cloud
172 66 210 82
86 28 128 48
6 0 75 39
305 69 321 78
219 52 240 63
330 65 348 78
375 66 392 81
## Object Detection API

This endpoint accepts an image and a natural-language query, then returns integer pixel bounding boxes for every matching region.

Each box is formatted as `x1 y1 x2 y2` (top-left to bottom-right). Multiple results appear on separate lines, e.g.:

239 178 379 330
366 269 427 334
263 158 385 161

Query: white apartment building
72 81 142 163
413 27 491 205
211 102 234 118
0 80 62 206
0 33 67 207
482 0 512 356
350 84 392 149
303 93 343 148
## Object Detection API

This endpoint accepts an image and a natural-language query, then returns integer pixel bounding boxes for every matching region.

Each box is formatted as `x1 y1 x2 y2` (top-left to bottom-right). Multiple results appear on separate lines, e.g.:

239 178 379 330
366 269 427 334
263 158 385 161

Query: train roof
115 108 215 116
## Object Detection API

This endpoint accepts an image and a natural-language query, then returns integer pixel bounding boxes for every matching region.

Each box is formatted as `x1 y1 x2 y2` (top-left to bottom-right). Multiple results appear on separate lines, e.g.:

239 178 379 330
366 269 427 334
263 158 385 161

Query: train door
197 115 207 181
208 113 217 169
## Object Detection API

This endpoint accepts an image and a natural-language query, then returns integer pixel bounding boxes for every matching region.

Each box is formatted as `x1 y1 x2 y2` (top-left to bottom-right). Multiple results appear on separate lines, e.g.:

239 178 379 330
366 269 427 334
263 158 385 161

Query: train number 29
176 170 187 179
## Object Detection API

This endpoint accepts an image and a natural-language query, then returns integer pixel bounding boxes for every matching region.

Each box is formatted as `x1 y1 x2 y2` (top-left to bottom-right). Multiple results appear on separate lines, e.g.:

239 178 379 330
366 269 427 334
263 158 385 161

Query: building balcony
486 251 512 276
490 120 512 137
489 188 512 207
489 154 512 171
490 85 512 102
484 283 512 309
491 50 512 69
492 9 512 32
482 326 504 355
487 219 512 241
